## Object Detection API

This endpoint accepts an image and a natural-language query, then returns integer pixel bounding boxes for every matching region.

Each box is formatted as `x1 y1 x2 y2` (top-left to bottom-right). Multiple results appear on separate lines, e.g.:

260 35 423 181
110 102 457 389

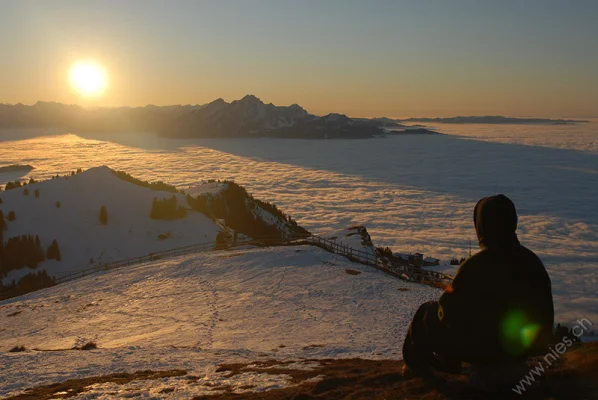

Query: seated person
402 195 554 383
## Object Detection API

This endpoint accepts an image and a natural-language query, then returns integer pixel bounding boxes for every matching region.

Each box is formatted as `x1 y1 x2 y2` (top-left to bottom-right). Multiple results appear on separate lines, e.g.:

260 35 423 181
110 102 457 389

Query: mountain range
402 115 588 125
0 96 406 139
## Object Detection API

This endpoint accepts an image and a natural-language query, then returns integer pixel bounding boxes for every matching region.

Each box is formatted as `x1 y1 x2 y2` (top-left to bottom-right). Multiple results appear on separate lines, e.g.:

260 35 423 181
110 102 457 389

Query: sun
69 61 107 96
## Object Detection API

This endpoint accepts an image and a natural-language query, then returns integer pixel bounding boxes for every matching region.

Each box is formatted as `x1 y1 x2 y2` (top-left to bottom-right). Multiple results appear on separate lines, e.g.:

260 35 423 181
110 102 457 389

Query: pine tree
55 240 61 261
5 181 21 191
99 206 108 225
46 239 61 261
35 235 45 264
150 197 159 219
151 196 187 220
46 242 55 260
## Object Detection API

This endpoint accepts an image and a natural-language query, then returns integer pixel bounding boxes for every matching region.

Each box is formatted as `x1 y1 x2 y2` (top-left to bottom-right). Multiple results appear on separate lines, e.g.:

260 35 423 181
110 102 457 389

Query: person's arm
437 259 481 336
532 268 555 352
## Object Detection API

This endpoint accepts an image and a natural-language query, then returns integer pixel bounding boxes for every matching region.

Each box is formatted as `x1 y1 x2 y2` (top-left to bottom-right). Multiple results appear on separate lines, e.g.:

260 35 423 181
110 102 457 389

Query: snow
319 226 377 259
0 245 439 398
0 166 220 284
250 202 299 236
184 181 228 197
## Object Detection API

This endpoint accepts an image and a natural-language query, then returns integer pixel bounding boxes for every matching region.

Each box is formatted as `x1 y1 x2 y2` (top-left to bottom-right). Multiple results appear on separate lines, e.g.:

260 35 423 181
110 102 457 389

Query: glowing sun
69 61 107 96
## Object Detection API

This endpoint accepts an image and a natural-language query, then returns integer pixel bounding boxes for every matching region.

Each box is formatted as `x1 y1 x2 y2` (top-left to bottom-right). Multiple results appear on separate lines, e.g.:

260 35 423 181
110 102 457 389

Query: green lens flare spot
520 324 541 348
501 310 539 355
503 310 527 341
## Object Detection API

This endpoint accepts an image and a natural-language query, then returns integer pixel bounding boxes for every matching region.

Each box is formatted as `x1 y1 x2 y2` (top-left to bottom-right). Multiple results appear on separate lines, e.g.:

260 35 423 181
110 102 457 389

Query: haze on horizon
1 0 597 118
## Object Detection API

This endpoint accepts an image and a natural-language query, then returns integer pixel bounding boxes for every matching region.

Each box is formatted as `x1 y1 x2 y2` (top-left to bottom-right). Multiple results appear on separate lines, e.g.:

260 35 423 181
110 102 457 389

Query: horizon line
0 98 595 121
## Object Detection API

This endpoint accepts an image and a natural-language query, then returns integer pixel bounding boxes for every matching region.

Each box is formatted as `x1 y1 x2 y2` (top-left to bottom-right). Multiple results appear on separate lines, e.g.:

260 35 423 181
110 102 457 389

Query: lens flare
501 310 541 356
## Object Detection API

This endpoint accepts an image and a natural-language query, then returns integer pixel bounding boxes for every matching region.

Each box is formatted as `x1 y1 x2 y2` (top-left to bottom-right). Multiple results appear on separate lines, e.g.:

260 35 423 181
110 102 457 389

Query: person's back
403 194 554 376
438 194 554 364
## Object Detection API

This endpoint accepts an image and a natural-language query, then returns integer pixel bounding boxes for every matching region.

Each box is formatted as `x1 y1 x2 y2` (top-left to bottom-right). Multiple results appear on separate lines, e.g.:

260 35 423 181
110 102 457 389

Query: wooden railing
54 233 310 284
1 232 451 300
308 235 453 288
308 235 377 264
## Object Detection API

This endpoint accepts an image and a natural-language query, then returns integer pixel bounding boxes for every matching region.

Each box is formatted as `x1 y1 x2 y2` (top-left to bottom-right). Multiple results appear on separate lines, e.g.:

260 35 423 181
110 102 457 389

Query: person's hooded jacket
437 194 554 363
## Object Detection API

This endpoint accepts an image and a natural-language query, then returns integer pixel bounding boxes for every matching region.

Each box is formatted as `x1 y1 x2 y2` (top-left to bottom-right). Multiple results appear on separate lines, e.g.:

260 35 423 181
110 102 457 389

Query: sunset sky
1 0 597 117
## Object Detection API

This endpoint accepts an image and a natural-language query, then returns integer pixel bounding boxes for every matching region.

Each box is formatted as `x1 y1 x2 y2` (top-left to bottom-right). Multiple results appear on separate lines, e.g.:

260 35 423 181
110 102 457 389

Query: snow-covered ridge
0 167 306 294
0 166 219 287
185 179 309 240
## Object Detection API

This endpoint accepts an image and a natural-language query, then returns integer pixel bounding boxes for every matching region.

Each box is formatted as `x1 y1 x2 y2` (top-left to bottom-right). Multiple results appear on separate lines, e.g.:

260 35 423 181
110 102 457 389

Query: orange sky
1 1 597 118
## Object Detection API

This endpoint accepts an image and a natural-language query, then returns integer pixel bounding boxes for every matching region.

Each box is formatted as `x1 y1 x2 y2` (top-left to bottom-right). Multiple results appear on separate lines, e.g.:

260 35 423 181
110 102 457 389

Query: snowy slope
320 226 377 259
0 167 220 284
184 181 228 197
0 245 439 398
250 201 302 236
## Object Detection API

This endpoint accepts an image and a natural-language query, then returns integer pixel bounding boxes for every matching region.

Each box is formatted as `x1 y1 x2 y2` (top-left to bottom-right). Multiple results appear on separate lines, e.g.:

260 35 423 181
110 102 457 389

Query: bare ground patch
344 269 362 275
302 344 325 350
6 311 22 317
7 344 597 399
195 342 598 399
5 369 187 400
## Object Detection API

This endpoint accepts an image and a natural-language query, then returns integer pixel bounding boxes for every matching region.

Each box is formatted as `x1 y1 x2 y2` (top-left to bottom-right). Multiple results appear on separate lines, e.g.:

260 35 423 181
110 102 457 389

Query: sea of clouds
0 120 597 325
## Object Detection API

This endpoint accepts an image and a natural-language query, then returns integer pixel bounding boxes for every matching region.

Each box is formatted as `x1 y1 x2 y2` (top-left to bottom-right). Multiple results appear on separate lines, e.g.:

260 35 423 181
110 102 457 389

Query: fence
0 233 308 300
54 233 310 285
0 231 451 300
308 235 377 264
54 241 215 284
307 235 452 288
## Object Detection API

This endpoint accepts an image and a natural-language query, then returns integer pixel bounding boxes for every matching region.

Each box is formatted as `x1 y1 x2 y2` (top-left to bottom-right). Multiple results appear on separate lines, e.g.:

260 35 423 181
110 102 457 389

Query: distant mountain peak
202 98 229 109
238 94 263 104
322 113 351 123
33 101 81 109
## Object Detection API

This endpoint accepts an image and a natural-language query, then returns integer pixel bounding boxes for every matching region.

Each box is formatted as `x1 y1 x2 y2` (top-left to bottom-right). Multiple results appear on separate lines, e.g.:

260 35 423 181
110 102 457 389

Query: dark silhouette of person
402 194 554 377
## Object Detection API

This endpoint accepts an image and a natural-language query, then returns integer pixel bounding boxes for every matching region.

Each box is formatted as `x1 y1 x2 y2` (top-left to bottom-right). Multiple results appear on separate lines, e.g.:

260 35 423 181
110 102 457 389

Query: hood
474 194 520 250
